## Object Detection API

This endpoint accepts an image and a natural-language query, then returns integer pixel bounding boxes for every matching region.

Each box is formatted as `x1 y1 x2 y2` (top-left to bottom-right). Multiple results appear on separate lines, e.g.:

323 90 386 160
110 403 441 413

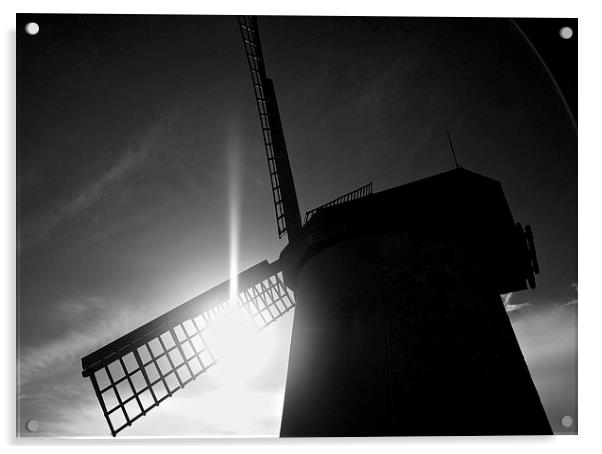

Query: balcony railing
304 182 373 224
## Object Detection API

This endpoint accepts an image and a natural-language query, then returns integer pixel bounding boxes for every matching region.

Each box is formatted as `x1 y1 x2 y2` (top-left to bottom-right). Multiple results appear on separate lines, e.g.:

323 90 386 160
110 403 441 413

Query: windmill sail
80 260 295 437
238 16 302 241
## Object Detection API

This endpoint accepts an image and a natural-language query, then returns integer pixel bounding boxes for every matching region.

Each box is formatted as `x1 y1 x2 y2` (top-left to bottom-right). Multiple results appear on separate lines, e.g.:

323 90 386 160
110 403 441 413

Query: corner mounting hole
26 419 40 432
560 415 574 428
25 22 39 35
559 26 573 40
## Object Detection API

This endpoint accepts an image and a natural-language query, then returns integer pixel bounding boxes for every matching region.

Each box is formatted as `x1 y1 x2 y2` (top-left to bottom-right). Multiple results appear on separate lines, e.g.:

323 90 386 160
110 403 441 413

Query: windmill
81 16 550 437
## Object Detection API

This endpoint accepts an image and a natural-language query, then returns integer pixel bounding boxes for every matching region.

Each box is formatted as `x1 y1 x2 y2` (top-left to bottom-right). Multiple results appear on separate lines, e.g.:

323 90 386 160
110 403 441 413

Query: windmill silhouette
81 16 551 437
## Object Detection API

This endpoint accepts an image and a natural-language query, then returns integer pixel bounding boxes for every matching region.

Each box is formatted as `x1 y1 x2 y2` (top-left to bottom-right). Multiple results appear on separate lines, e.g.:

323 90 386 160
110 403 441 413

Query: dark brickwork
378 231 551 435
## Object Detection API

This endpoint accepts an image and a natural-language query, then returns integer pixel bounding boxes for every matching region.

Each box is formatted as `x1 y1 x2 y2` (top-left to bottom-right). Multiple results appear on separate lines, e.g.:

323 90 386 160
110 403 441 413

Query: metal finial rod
446 130 460 169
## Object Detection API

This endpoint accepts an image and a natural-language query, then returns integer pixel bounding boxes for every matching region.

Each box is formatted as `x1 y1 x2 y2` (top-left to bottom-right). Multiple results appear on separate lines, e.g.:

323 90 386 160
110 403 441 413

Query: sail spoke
238 16 302 240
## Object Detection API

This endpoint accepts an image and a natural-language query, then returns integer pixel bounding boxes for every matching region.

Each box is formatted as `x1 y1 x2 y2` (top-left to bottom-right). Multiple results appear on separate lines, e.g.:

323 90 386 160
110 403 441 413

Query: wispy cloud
501 292 532 313
19 296 152 388
562 298 578 307
506 302 532 313
509 299 577 433
20 113 180 249
563 282 578 306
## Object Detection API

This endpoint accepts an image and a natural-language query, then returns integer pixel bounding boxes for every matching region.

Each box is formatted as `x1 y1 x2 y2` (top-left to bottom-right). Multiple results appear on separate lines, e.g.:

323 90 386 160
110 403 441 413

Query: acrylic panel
17 14 577 438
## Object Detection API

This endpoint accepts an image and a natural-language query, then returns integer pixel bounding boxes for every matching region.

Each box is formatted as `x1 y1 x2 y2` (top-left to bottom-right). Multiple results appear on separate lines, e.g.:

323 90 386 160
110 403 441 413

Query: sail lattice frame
238 15 302 239
81 261 294 437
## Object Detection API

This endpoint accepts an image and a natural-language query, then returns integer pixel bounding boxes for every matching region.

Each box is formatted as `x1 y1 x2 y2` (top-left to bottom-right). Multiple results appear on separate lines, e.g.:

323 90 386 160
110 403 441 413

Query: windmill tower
81 16 551 437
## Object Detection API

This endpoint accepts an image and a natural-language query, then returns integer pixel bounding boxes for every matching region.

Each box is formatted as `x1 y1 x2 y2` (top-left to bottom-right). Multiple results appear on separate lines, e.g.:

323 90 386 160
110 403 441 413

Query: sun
204 304 278 388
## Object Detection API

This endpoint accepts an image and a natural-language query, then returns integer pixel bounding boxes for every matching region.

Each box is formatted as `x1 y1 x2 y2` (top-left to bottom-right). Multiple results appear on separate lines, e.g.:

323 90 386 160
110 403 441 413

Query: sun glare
207 308 278 387
228 136 241 304
201 136 279 389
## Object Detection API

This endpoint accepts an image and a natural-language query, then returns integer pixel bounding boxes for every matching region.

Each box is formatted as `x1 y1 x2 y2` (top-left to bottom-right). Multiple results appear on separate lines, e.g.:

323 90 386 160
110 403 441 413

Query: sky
17 15 577 437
